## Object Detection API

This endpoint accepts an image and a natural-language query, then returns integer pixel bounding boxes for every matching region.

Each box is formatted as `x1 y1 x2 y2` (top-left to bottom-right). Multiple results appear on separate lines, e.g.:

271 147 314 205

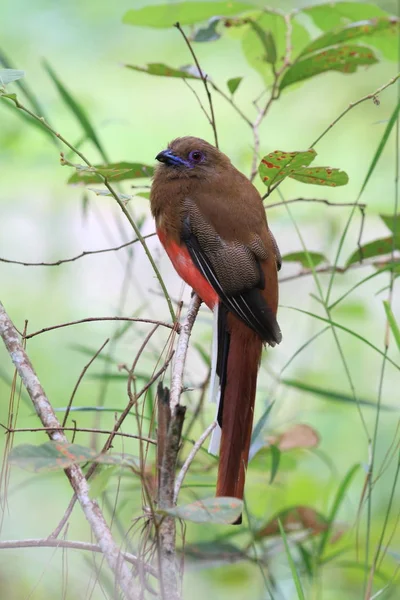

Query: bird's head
154 136 230 178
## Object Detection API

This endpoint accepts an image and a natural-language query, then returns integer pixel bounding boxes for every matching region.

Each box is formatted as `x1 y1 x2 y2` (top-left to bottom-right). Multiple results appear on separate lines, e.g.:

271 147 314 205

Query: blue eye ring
188 150 204 163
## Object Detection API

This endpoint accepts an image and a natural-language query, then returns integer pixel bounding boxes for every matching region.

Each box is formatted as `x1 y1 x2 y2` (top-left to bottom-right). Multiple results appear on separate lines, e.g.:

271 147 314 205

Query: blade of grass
280 327 330 374
326 97 400 305
0 48 55 134
383 300 400 350
317 463 360 558
282 306 400 372
278 518 306 600
281 379 393 410
329 264 398 310
42 60 108 161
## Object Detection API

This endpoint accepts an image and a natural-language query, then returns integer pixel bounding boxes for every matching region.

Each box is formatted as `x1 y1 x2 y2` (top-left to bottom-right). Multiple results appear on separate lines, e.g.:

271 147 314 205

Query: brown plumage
151 137 281 520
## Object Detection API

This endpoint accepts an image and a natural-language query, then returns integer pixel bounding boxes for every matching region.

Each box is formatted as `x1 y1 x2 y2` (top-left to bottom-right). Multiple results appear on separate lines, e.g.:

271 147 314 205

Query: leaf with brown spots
161 497 243 524
269 424 320 451
280 44 378 90
299 17 399 57
259 149 316 190
289 166 349 187
346 235 400 266
255 506 329 539
282 251 327 268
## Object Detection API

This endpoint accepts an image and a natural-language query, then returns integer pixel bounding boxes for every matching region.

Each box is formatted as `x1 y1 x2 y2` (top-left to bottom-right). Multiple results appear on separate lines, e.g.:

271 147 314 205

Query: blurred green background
0 0 399 598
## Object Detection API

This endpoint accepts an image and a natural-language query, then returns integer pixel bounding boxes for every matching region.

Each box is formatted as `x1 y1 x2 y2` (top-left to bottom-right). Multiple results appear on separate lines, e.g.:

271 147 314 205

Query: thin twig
174 22 219 148
2 425 156 445
267 197 367 210
24 316 176 340
0 301 138 600
209 81 253 127
63 338 110 427
311 72 400 148
249 13 293 181
173 421 216 503
0 538 157 577
0 92 175 321
278 256 399 283
0 234 156 267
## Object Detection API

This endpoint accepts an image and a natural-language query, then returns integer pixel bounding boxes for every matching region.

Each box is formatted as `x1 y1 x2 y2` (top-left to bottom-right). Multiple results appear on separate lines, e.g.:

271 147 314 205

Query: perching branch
169 293 202 412
0 300 138 600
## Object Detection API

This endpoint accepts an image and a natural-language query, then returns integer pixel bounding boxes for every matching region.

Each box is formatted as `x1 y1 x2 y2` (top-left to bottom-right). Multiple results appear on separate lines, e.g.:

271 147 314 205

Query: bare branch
311 72 400 148
0 538 157 577
0 301 138 600
2 425 156 445
63 338 109 427
0 234 156 267
24 316 177 340
174 421 216 503
267 197 367 210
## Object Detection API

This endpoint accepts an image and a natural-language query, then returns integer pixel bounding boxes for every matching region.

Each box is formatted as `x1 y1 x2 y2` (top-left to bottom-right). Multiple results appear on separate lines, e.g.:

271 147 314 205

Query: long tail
211 304 262 501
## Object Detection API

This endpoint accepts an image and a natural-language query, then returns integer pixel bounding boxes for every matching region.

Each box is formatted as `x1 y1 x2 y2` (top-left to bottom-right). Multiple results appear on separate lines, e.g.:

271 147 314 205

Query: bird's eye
188 150 204 163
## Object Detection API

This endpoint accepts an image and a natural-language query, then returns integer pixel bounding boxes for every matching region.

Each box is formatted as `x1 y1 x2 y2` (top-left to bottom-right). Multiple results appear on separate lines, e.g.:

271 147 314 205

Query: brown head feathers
154 136 231 180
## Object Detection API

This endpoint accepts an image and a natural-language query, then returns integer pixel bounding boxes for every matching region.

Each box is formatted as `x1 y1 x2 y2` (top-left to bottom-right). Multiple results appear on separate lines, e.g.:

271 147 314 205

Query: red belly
157 228 218 310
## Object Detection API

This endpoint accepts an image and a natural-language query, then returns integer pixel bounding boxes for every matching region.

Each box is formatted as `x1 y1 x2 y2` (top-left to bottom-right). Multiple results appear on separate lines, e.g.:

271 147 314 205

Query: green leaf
122 2 253 28
242 12 310 83
125 62 201 79
303 3 391 31
381 213 400 234
317 464 359 557
278 519 306 600
161 497 243 524
280 45 378 90
383 301 400 351
193 16 221 42
9 441 138 472
359 99 400 197
259 149 316 189
42 60 107 160
227 76 242 94
281 378 394 411
289 166 349 187
0 69 25 87
88 188 132 201
282 251 327 268
68 162 154 185
248 21 277 64
300 17 399 57
269 444 281 484
346 235 400 266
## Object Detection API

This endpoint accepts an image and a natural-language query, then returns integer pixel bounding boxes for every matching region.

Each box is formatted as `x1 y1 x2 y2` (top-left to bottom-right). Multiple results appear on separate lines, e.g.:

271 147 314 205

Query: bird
150 136 281 514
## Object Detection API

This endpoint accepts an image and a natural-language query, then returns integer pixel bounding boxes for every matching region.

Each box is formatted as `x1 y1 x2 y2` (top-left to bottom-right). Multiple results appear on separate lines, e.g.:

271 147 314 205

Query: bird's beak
155 149 186 167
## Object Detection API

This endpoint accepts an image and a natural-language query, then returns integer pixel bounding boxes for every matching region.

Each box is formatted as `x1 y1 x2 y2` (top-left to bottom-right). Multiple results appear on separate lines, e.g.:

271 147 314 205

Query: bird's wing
181 204 281 346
